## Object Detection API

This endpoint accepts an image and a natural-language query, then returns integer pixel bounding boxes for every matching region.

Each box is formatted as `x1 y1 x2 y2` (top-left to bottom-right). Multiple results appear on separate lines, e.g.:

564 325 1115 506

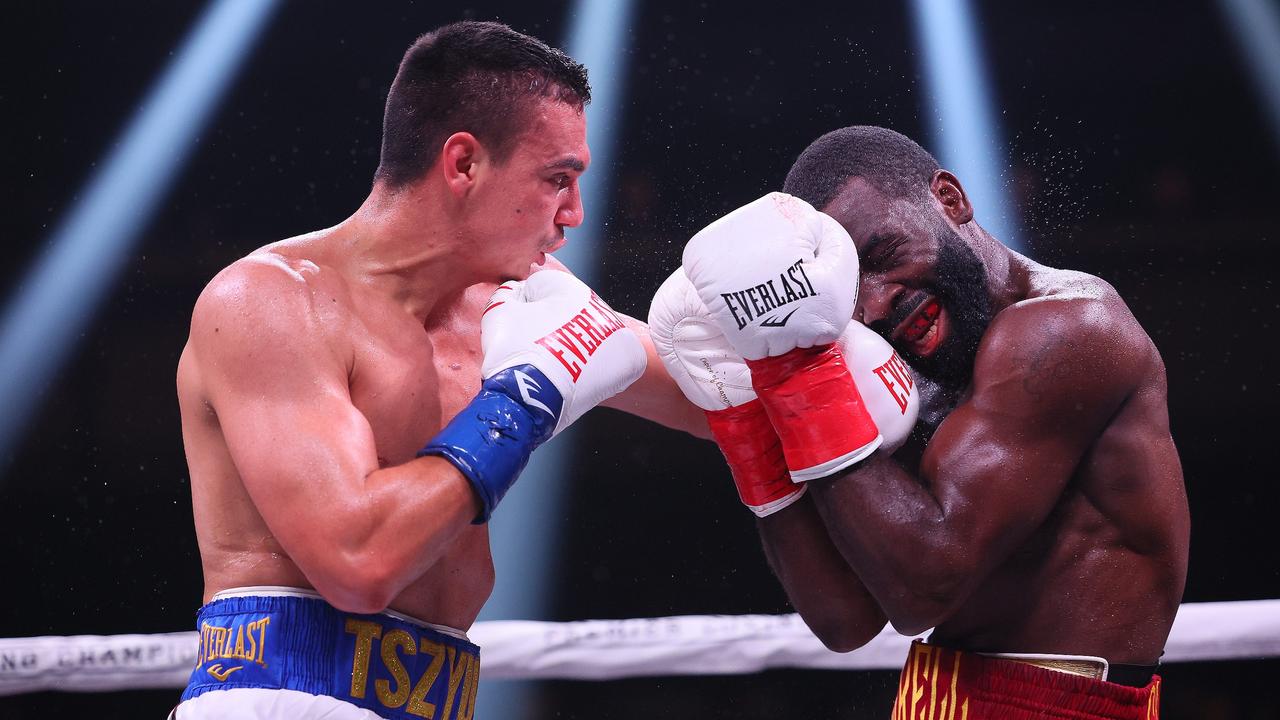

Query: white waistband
978 650 1111 680
209 586 471 642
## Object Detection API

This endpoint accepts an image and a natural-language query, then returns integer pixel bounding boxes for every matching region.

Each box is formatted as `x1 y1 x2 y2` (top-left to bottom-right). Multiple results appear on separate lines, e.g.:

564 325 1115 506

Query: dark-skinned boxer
652 129 1186 718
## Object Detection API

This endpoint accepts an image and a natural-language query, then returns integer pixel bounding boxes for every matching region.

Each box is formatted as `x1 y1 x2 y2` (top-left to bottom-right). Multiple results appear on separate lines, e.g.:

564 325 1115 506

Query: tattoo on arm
1020 344 1075 403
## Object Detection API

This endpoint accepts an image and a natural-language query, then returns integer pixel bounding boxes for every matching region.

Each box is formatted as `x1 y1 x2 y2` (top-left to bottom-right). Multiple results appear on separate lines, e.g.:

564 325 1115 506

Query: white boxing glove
648 268 800 516
838 322 920 453
422 271 645 522
681 192 881 482
682 192 859 358
481 271 646 436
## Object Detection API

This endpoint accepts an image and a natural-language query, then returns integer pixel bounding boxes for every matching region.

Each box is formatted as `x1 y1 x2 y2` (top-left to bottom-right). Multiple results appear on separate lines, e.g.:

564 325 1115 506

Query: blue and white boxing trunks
173 587 480 720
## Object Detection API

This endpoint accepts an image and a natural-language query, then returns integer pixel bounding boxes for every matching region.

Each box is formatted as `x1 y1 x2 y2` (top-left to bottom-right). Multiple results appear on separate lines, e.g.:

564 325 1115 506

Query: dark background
2 1 1277 717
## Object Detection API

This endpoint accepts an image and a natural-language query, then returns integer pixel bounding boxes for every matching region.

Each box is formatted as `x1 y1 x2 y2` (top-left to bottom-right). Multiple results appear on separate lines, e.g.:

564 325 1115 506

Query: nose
555 180 584 229
854 273 894 327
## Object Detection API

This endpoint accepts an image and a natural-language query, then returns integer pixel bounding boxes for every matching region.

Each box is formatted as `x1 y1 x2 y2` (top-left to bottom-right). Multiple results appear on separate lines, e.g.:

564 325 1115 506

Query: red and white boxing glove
649 270 922 515
838 322 920 454
481 270 646 436
682 192 880 482
649 267 799 516
425 271 646 522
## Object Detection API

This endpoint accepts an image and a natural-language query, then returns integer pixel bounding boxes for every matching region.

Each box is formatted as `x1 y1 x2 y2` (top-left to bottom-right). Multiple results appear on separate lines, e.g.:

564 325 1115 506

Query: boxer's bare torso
178 219 701 630
179 234 496 629
923 266 1188 663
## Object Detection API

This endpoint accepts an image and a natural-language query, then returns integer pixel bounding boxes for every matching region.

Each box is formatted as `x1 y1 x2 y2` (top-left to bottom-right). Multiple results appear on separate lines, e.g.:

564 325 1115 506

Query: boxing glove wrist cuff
419 365 562 524
746 344 882 482
704 400 802 517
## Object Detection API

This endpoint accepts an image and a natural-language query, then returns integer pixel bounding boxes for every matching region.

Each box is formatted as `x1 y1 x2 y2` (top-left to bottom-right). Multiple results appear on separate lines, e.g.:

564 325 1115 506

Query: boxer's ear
930 170 973 225
441 132 483 197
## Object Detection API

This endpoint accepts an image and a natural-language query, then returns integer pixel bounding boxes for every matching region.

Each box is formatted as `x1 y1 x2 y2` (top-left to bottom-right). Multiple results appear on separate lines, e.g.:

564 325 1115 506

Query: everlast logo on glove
534 295 628 383
873 352 915 414
720 259 818 330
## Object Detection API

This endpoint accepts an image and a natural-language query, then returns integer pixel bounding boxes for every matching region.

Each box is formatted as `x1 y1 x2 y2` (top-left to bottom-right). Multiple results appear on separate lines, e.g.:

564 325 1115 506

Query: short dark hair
374 21 591 188
783 126 940 210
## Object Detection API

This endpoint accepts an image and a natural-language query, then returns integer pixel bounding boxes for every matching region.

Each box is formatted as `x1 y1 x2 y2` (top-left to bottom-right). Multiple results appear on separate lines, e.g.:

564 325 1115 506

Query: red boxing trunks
892 640 1162 720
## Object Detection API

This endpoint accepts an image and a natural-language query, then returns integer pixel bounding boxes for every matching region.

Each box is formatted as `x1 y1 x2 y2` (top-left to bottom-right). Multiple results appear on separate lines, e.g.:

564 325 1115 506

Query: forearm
757 493 886 651
601 378 711 438
602 322 713 439
301 456 481 613
808 453 969 632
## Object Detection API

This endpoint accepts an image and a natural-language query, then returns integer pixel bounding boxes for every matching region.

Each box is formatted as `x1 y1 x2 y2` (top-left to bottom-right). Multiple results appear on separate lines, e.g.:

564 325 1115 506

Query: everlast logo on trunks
873 352 915 414
196 617 270 678
345 619 479 719
720 259 818 330
534 294 628 383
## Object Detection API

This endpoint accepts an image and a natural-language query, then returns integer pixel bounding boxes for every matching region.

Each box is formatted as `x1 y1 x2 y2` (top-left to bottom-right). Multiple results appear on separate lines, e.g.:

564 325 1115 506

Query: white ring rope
2 600 1277 695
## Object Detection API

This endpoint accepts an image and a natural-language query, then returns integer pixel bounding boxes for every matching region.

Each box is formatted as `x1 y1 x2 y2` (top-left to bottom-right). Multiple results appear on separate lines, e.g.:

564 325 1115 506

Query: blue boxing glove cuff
418 365 563 524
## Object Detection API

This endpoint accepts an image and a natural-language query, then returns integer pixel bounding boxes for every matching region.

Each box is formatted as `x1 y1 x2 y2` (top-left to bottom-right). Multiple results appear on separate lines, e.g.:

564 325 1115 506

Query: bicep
919 309 1138 564
921 400 1086 563
192 275 380 559
212 367 380 514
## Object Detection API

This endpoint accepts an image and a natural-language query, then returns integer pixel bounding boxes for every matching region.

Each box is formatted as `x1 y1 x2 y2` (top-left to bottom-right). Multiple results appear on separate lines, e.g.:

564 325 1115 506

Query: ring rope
2 599 1277 695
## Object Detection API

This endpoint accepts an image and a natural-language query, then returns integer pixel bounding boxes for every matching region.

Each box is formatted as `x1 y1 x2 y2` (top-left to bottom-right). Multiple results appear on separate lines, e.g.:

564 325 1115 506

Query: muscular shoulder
189 252 351 370
973 273 1153 411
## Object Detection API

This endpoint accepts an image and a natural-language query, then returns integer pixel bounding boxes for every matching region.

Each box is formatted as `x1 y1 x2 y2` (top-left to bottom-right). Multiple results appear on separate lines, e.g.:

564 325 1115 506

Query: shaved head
784 125 940 210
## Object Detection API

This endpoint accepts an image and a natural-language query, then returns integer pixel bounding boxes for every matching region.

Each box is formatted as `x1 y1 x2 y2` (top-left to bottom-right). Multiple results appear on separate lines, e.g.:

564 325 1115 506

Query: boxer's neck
963 224 1029 315
338 182 480 323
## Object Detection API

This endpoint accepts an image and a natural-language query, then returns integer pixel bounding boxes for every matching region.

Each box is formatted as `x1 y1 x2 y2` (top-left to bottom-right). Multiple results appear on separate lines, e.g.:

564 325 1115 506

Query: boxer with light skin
174 22 703 720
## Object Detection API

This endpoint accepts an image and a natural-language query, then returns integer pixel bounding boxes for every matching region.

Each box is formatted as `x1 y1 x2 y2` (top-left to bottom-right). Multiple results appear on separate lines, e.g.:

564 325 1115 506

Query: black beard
902 227 993 393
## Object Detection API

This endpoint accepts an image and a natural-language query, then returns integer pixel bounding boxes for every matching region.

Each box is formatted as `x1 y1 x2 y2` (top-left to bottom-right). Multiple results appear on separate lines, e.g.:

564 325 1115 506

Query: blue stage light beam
909 0 1022 250
475 1 636 718
1219 0 1280 154
0 0 280 469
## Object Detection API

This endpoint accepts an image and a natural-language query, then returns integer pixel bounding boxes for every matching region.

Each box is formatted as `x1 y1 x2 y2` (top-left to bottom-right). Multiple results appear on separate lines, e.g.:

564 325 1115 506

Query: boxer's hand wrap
682 192 881 481
648 268 804 516
422 271 645 523
419 366 562 523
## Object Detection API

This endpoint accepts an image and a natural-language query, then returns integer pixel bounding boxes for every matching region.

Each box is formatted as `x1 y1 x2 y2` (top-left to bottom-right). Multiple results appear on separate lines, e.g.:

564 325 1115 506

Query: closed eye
862 233 905 269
